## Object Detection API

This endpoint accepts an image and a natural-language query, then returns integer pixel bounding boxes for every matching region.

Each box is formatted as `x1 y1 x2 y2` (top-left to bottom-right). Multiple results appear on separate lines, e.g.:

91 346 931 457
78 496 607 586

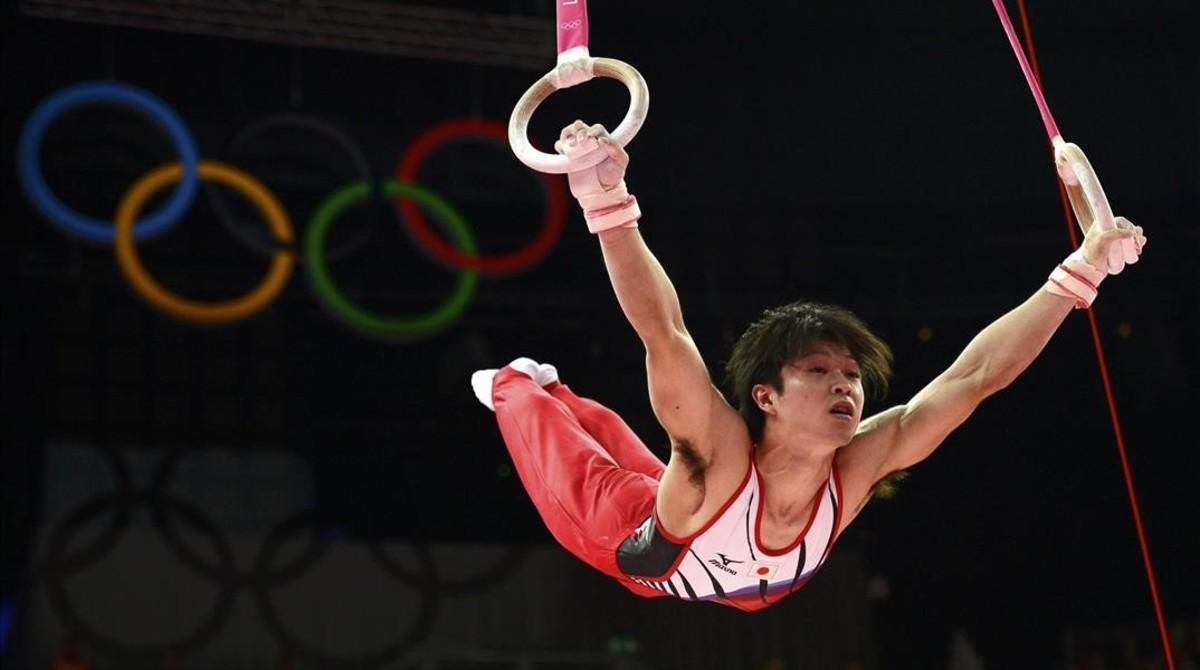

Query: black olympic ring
205 113 379 264
366 541 529 597
41 487 241 661
252 512 439 670
36 444 532 668
19 81 567 339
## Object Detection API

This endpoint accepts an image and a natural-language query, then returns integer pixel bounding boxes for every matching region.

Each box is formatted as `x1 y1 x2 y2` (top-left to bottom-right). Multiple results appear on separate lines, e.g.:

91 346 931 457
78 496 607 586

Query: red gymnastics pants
492 367 666 597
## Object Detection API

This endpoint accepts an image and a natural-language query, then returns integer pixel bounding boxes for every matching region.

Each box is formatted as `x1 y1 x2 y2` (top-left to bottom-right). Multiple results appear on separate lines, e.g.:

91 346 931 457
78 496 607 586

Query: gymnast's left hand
1080 216 1146 274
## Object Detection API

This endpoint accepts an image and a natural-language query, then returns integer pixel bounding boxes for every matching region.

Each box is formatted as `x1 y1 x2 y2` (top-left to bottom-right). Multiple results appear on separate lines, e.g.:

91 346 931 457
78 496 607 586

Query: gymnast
471 121 1146 611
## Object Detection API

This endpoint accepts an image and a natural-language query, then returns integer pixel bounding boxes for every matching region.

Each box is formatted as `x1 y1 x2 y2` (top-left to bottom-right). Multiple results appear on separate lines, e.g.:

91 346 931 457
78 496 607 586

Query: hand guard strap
564 137 641 233
1044 249 1106 309
585 196 640 233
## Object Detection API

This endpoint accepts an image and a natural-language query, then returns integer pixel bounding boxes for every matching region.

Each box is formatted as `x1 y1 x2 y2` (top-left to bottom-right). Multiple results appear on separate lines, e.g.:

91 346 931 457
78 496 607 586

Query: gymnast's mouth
829 401 855 417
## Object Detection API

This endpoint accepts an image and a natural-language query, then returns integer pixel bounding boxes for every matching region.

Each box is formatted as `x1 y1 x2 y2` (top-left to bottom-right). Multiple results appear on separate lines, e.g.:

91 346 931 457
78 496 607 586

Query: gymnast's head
725 301 893 443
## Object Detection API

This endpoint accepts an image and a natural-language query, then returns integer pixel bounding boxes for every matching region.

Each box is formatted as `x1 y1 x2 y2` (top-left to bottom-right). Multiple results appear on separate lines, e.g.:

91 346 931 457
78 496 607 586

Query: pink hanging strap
556 0 590 56
991 0 1138 270
991 0 1061 142
996 4 1172 667
509 0 649 174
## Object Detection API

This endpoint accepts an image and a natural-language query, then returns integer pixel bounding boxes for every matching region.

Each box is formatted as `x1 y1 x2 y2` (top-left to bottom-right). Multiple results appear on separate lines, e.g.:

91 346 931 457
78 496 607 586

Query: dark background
2 0 1197 667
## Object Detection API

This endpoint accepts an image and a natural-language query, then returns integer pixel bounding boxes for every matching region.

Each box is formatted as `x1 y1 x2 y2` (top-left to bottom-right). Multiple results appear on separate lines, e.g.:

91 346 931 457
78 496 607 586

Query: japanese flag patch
749 562 779 580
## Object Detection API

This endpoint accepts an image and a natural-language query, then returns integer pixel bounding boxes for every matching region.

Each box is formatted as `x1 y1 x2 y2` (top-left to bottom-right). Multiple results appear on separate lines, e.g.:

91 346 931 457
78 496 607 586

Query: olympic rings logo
17 80 568 340
39 443 529 667
560 19 583 30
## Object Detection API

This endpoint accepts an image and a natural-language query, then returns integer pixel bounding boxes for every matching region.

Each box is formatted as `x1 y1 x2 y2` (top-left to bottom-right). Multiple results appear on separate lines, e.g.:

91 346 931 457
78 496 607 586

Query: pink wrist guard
1044 249 1105 308
573 179 640 233
584 194 640 233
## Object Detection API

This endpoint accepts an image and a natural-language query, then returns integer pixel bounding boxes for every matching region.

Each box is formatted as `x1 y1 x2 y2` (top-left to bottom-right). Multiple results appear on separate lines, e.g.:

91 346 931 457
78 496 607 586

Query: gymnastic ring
1052 138 1138 274
509 56 649 174
207 113 377 262
17 80 199 243
114 161 296 324
305 179 479 340
396 118 568 274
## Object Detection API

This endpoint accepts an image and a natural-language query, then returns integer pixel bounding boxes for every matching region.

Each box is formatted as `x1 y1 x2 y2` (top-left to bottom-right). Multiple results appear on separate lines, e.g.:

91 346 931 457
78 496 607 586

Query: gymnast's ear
752 384 776 414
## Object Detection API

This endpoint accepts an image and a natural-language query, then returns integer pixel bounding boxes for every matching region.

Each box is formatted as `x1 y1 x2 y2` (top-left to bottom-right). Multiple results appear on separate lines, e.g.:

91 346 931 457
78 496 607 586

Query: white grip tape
576 183 629 211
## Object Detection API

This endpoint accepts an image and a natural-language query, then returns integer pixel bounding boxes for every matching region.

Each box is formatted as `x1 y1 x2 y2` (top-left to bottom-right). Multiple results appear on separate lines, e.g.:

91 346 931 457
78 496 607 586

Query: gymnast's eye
846 370 861 380
808 366 827 374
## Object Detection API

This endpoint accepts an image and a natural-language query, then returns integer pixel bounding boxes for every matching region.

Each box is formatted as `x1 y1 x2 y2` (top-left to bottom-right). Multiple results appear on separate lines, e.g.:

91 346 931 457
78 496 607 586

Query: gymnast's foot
470 357 560 411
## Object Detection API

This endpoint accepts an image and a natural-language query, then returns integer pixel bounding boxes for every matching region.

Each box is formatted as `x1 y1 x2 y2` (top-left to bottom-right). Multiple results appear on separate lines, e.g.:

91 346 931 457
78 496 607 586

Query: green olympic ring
304 179 480 339
18 79 538 341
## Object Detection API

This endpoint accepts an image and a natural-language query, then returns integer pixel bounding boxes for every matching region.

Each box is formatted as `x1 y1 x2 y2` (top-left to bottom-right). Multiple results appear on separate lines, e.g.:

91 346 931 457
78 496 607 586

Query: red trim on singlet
831 461 843 538
653 458 754 544
820 461 844 566
754 464 829 557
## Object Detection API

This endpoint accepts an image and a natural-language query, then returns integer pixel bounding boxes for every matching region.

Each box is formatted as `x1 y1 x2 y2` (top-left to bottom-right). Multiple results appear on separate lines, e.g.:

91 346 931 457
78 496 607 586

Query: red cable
1013 2 1176 666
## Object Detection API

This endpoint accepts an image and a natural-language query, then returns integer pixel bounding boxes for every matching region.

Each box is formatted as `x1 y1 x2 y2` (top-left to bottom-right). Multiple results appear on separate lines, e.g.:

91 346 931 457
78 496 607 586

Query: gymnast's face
756 341 864 446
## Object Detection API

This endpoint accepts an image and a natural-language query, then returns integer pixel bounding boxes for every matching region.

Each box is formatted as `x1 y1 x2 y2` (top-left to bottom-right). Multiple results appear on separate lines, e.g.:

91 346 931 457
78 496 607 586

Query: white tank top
625 460 842 612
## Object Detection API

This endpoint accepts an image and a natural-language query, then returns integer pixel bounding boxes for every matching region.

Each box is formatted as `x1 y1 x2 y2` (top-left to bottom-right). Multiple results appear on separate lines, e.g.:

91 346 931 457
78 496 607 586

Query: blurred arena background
1 1 1197 668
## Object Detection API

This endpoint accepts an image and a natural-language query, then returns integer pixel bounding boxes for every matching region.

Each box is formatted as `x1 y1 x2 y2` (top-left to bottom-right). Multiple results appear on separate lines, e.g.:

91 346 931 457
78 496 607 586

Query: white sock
470 357 561 412
535 362 559 386
506 357 541 380
470 369 498 411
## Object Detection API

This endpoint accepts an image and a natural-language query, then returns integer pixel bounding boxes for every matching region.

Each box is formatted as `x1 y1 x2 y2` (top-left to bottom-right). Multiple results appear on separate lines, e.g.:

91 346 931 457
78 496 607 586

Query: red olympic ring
396 118 568 274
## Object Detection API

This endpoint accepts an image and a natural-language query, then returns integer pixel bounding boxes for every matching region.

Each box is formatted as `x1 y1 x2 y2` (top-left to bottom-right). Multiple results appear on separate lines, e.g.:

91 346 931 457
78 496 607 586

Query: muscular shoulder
834 406 906 530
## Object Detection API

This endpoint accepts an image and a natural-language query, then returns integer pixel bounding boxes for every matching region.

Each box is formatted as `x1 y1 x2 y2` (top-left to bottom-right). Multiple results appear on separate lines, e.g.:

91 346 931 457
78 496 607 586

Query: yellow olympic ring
114 161 296 323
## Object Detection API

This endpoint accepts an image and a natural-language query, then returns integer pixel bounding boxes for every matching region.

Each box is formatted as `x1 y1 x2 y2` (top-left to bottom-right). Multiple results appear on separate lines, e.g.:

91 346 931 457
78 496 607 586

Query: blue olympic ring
17 80 200 243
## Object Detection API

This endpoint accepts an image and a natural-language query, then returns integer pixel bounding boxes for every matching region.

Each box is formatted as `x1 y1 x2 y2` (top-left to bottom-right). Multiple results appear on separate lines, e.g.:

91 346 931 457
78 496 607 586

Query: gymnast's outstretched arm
836 215 1147 519
556 121 748 475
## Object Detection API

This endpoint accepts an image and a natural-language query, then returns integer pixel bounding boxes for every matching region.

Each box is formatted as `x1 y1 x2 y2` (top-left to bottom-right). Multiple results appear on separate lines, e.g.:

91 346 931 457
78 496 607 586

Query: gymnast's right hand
555 121 640 233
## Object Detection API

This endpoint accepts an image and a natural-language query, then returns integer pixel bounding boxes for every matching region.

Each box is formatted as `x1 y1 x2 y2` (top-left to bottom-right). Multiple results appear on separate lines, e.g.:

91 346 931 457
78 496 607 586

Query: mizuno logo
708 554 744 575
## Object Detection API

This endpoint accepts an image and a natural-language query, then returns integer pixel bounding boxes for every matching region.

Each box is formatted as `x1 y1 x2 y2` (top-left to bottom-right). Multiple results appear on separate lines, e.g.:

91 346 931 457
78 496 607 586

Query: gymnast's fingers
560 120 588 143
586 123 610 139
